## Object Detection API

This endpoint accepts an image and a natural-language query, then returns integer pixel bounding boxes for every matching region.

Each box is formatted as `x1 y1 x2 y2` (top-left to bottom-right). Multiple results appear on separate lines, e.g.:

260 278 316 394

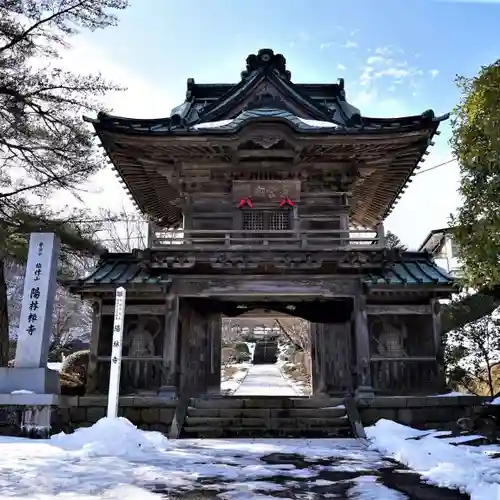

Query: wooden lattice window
242 210 291 231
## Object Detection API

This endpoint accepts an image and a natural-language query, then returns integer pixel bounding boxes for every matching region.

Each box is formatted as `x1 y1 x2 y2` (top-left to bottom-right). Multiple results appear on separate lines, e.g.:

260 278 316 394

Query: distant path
234 363 298 396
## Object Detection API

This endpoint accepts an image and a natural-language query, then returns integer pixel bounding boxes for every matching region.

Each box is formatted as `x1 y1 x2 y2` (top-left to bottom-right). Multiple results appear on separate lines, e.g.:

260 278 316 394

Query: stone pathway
234 363 298 396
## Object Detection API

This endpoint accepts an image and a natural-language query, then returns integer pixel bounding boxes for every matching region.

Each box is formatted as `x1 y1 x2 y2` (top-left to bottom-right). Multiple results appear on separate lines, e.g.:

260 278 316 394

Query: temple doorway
220 311 313 396
180 296 354 398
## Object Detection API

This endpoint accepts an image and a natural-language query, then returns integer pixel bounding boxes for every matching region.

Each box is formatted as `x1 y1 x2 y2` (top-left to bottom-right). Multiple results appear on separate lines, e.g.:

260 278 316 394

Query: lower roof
65 252 454 293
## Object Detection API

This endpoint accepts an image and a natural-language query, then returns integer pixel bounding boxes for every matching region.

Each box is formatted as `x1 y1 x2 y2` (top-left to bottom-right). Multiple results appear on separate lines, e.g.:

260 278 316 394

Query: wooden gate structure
66 49 454 399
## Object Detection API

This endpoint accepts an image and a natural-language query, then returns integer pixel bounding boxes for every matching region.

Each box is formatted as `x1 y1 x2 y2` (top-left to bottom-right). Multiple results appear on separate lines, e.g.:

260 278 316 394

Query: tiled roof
73 255 170 287
66 253 453 290
192 108 343 133
364 259 452 286
85 49 448 137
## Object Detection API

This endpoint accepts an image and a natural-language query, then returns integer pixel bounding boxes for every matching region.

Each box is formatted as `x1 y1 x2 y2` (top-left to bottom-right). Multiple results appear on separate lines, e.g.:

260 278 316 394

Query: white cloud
359 66 374 87
342 40 358 49
337 63 347 71
430 69 440 79
360 50 424 90
320 42 333 49
375 45 402 57
375 67 412 79
366 56 386 65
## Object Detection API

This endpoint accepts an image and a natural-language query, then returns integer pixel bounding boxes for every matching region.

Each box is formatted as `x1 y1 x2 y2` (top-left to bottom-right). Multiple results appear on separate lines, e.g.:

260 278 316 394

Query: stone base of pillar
355 386 375 400
0 367 60 394
157 385 177 399
205 386 221 395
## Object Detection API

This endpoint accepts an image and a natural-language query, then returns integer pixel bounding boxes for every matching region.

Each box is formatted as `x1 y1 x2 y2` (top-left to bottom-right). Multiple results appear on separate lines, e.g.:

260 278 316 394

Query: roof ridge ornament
241 49 291 81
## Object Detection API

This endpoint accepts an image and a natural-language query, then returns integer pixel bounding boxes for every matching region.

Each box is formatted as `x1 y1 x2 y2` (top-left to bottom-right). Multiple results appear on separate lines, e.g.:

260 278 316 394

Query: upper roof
86 48 448 227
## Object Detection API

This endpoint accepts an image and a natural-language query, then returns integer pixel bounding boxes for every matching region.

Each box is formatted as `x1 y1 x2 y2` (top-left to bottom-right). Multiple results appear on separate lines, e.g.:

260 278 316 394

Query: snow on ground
367 418 500 500
278 360 311 396
234 364 298 396
47 362 62 372
0 417 403 499
220 362 251 395
430 391 472 397
277 343 312 396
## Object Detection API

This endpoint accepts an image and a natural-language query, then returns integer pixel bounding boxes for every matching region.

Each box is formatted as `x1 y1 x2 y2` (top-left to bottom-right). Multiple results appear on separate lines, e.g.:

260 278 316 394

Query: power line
414 159 455 176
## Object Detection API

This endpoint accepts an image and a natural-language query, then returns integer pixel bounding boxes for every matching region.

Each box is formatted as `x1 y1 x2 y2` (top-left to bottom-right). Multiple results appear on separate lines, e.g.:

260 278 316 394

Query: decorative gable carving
249 133 284 149
240 48 291 81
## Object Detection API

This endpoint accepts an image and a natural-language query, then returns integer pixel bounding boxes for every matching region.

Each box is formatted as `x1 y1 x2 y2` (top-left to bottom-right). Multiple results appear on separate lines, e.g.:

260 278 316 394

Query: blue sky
61 0 500 249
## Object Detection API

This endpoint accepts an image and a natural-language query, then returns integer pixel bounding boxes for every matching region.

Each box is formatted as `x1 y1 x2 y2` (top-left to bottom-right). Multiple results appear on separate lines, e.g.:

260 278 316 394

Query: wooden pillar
354 295 374 398
159 293 179 397
178 301 210 398
431 298 447 392
206 314 222 394
310 323 326 395
85 298 102 395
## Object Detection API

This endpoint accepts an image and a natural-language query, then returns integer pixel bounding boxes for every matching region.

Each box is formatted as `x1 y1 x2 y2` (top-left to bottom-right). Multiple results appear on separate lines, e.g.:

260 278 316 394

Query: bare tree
98 207 147 252
446 313 500 398
0 0 128 365
51 287 91 346
275 317 310 353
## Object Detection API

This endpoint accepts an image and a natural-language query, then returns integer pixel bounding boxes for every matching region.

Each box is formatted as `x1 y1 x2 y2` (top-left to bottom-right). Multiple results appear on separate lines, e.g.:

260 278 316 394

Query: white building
418 227 462 278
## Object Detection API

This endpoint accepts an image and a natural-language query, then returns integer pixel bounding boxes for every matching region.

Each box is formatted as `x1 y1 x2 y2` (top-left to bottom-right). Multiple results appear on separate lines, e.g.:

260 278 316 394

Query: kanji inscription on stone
15 233 60 368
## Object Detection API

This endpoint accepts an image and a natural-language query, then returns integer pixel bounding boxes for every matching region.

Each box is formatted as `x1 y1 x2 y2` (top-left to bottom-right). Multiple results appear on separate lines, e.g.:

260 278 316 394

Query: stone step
186 407 347 419
189 397 345 410
184 416 349 428
182 426 352 439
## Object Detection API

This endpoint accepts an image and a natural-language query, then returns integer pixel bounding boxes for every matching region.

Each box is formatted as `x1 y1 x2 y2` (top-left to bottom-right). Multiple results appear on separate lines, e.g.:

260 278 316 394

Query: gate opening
220 311 313 396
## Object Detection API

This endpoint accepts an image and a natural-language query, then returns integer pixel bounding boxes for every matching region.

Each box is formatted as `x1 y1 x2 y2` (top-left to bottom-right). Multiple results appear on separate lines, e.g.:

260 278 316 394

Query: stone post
0 233 60 438
0 233 60 394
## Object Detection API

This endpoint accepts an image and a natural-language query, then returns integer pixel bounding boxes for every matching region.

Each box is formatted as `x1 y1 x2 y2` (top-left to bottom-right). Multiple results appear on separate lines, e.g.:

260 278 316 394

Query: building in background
419 228 462 278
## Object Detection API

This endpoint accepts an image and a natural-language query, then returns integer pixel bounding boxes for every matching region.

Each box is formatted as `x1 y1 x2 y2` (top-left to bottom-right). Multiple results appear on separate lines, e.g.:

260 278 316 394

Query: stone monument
0 233 61 437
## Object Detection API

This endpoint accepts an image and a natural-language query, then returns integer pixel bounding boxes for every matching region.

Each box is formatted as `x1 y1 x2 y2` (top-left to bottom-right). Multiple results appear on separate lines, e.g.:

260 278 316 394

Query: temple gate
66 49 453 401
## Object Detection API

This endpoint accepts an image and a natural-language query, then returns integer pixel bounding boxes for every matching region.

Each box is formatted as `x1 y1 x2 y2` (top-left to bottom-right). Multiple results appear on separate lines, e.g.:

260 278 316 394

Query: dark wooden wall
310 321 354 395
178 300 213 397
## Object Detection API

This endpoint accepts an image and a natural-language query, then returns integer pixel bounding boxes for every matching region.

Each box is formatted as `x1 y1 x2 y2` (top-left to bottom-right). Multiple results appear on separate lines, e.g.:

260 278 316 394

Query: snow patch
51 417 168 458
429 391 471 397
221 362 250 395
348 475 407 499
192 119 233 129
367 419 500 499
297 118 340 128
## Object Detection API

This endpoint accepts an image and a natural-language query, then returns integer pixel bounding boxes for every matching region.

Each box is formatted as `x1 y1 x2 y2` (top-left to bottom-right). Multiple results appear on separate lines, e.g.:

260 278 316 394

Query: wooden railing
370 358 440 395
149 226 385 249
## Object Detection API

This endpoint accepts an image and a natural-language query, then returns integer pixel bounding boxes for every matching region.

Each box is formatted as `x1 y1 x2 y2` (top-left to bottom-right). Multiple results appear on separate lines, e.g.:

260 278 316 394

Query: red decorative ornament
279 196 294 207
238 197 253 208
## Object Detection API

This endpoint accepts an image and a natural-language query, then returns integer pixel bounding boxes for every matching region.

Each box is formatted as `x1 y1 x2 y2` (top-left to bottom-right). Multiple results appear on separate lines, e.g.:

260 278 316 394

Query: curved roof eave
380 114 448 221
87 110 448 138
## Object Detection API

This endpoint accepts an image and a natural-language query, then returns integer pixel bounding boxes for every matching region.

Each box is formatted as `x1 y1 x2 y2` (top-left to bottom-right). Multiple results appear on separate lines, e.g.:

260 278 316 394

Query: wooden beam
159 293 179 396
206 314 222 394
366 305 432 315
354 295 374 397
101 304 166 315
431 298 447 392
